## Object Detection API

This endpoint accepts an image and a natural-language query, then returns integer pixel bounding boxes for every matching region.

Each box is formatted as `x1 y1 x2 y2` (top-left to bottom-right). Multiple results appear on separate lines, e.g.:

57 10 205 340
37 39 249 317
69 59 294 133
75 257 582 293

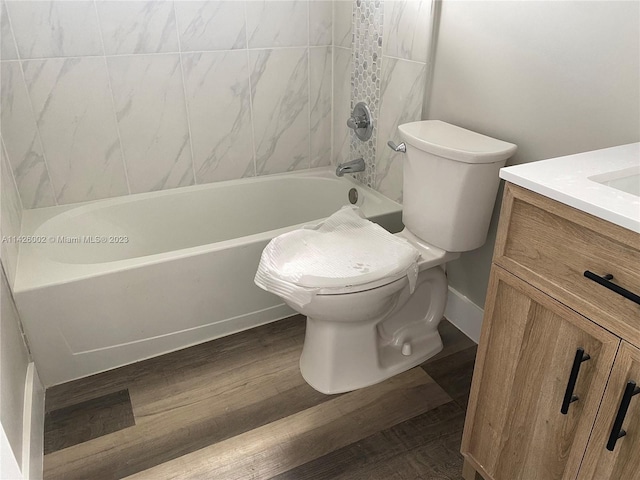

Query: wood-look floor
44 315 477 480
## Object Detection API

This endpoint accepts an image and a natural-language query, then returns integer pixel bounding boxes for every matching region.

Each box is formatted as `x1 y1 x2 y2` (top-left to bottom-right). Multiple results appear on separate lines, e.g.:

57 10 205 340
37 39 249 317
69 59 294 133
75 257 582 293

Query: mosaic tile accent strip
350 0 384 188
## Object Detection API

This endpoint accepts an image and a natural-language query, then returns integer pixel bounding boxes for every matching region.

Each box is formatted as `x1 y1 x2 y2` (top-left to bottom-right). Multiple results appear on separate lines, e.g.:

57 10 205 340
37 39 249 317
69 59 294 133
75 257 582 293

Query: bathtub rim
15 168 402 293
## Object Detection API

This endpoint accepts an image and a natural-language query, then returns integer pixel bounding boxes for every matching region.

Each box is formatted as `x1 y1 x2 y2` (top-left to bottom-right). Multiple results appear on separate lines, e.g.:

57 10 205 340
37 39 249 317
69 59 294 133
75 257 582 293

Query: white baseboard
22 363 44 480
444 286 484 343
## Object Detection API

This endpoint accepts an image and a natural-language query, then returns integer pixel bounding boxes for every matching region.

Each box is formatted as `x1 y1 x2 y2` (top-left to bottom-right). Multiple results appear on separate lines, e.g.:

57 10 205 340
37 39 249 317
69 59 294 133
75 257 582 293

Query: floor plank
337 429 465 480
401 428 467 480
271 401 466 480
421 345 478 409
124 368 452 480
44 389 134 455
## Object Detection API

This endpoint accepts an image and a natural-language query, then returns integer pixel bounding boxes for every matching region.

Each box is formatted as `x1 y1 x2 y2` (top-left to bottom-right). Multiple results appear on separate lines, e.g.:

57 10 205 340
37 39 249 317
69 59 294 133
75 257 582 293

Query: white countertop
500 143 640 233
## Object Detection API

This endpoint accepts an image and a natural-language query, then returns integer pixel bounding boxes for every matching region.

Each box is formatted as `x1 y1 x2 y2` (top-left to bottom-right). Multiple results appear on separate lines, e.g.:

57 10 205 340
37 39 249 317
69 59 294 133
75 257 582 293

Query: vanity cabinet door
578 341 640 480
461 267 619 480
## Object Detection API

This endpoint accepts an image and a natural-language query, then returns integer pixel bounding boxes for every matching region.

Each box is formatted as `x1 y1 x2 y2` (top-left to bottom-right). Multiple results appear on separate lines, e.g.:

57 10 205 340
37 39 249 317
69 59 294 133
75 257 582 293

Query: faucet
336 158 365 177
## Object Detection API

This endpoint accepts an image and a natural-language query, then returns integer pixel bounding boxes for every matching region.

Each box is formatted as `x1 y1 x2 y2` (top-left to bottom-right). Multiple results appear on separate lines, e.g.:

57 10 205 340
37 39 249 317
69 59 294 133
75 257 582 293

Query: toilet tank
398 121 517 252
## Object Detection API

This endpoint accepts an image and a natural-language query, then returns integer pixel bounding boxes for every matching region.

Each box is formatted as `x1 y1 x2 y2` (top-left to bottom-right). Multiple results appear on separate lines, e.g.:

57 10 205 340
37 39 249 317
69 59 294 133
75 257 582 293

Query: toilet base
299 267 448 395
300 324 443 394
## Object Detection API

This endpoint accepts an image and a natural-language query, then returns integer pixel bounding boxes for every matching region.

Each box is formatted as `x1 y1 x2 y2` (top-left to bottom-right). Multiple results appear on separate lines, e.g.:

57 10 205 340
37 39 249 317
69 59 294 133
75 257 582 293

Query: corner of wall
1 263 42 480
0 364 44 480
21 364 44 480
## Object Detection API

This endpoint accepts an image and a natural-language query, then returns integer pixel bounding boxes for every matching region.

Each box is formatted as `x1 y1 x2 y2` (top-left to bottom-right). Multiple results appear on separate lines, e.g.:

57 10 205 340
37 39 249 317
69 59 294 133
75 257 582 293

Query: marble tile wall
0 136 22 285
375 0 432 202
337 0 433 203
332 0 353 166
0 0 333 208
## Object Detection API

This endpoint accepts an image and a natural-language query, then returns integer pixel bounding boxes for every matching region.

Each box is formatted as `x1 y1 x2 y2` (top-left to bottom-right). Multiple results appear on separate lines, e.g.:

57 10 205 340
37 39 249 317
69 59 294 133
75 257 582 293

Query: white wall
427 0 640 307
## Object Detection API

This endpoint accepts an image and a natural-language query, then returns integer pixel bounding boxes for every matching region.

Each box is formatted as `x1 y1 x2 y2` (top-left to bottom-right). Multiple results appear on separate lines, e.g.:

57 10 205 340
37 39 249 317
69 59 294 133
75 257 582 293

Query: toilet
255 120 517 394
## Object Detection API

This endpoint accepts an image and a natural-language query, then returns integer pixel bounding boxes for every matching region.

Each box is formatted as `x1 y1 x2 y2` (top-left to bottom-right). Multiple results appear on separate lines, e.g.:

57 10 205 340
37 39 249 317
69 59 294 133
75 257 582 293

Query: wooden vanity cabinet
461 267 619 480
461 183 640 480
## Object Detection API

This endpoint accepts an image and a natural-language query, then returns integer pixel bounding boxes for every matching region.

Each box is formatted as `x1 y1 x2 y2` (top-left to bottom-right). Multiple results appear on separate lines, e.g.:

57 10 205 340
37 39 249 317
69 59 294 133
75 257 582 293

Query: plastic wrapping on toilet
254 206 420 309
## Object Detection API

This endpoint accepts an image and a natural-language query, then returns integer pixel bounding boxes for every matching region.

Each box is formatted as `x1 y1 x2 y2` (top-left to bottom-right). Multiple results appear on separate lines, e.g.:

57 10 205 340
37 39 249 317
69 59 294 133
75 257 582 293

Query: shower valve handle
347 102 373 141
347 115 368 130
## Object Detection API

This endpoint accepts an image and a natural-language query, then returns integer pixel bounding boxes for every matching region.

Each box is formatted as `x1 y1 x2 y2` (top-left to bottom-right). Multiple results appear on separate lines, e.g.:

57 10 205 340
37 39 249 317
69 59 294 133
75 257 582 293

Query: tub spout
336 158 365 177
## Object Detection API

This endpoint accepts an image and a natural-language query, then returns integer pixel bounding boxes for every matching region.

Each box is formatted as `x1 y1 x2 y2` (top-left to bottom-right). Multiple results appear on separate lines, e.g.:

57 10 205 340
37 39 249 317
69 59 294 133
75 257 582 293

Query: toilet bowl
255 120 517 394
275 227 459 394
296 249 452 393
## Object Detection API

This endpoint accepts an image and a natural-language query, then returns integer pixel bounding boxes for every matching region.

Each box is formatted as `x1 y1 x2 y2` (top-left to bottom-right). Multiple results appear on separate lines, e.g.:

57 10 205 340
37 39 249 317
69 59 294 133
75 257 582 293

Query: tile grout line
93 0 132 196
307 0 312 170
244 1 258 178
2 44 333 63
381 53 427 66
330 0 335 167
374 0 385 191
349 0 355 177
171 0 198 186
4 1 59 207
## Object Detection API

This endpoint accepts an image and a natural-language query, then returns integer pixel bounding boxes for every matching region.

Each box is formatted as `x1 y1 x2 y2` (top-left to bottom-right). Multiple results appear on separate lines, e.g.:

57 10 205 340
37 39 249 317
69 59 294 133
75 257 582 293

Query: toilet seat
255 206 420 308
315 270 407 295
277 228 418 295
314 229 463 295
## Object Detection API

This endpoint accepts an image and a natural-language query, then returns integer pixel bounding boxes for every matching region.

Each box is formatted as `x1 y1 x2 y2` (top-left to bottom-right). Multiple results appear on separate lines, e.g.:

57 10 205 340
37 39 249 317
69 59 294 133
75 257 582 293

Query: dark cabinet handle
561 348 591 414
584 271 640 306
606 381 640 451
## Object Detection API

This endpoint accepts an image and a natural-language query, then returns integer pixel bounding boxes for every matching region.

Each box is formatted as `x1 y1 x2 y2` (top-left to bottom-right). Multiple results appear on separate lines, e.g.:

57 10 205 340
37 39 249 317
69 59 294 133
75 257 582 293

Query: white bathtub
14 169 402 386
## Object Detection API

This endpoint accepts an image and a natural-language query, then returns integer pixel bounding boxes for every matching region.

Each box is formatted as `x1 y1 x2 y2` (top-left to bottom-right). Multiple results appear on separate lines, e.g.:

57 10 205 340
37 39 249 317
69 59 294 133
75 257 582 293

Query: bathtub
13 168 402 386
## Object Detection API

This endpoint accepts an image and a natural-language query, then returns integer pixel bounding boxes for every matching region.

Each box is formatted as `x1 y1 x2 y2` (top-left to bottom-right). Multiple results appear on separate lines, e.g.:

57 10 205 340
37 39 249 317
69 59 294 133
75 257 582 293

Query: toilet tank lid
398 120 517 164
